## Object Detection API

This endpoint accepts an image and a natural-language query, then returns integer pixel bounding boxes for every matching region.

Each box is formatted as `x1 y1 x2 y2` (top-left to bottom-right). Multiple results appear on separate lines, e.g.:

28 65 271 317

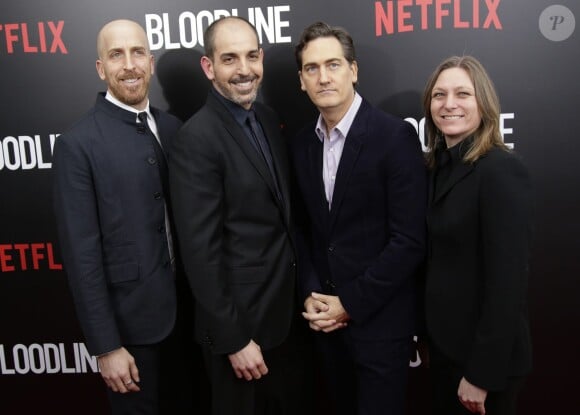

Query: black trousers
107 276 210 415
106 343 162 415
203 317 315 415
314 329 413 415
429 344 525 415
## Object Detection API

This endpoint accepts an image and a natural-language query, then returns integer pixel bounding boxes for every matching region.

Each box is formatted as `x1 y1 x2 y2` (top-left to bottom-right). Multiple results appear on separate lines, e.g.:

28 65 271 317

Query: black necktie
246 110 283 202
137 112 169 198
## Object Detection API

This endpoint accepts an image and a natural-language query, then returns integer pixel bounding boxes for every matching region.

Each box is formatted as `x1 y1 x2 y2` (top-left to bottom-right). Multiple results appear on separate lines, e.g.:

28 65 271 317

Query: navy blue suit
53 93 209 414
290 98 427 415
53 93 180 355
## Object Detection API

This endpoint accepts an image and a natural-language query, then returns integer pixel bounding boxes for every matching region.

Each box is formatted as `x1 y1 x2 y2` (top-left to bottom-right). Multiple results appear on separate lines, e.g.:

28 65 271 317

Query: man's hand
302 292 350 333
458 376 487 414
98 347 140 393
228 340 269 381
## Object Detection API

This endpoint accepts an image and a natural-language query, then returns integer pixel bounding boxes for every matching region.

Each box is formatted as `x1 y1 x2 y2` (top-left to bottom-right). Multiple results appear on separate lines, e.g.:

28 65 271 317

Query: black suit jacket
291 98 427 340
426 144 533 391
168 91 296 355
53 93 182 356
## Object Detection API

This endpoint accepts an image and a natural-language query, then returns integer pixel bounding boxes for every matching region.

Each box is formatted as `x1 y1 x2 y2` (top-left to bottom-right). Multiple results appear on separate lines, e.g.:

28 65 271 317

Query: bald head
95 19 154 110
97 19 149 59
203 16 259 61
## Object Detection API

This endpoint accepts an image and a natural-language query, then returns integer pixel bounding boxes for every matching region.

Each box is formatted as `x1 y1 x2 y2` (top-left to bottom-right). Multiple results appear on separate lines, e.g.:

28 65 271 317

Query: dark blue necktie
246 110 283 202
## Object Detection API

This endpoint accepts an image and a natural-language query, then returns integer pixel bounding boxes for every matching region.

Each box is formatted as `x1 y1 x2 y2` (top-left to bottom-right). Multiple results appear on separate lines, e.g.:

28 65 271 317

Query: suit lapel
432 162 474 205
208 95 279 197
428 169 436 207
326 102 367 232
307 134 330 216
257 106 292 221
207 94 291 228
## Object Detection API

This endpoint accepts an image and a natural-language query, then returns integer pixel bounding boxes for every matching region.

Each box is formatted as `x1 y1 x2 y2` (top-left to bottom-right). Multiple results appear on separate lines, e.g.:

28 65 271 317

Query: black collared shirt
211 87 257 144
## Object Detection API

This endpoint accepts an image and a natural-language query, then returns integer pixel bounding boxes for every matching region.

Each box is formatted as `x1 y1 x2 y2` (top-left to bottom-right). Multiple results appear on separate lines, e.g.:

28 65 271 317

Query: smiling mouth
121 77 142 86
233 80 254 88
442 115 463 120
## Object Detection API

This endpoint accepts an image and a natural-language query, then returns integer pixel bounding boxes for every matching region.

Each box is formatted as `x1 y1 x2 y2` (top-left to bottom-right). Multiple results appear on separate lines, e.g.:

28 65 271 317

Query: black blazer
426 144 533 391
168 92 296 355
53 93 182 356
290 98 427 340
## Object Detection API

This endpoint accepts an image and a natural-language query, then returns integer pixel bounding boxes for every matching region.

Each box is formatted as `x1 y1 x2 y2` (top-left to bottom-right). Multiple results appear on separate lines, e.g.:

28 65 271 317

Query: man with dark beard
53 19 207 414
169 16 313 415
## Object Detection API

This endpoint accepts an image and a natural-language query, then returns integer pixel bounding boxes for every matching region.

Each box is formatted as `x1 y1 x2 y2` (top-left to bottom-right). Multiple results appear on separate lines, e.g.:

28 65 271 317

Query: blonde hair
423 55 509 169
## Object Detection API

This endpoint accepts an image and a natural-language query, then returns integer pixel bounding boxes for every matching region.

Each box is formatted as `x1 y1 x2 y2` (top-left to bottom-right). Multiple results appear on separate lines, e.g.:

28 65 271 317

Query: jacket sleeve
288 133 324 301
464 153 533 390
53 134 121 356
168 122 249 355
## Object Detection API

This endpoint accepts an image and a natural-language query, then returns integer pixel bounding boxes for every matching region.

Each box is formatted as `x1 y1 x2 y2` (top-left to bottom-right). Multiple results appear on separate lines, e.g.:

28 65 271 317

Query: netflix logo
375 0 502 36
0 21 68 54
0 243 62 272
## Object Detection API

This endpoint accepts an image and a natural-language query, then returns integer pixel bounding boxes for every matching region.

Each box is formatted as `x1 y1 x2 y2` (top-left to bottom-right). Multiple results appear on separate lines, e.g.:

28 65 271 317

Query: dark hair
294 21 356 70
423 55 508 169
203 16 259 60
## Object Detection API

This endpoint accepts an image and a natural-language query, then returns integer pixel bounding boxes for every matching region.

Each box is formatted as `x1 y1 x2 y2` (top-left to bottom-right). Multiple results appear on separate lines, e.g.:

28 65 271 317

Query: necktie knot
137 111 148 125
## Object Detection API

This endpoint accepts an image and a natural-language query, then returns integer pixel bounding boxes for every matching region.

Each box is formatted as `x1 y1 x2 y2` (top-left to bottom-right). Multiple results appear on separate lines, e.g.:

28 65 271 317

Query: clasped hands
303 291 350 333
227 291 350 382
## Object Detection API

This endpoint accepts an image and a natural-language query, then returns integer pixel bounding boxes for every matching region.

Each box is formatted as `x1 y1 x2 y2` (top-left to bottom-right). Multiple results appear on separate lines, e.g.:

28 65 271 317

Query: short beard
214 77 260 109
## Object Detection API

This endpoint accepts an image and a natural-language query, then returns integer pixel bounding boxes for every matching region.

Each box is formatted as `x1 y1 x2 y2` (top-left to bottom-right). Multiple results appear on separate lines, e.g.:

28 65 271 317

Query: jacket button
325 279 336 288
153 192 162 200
328 246 335 252
148 157 157 165
158 225 165 233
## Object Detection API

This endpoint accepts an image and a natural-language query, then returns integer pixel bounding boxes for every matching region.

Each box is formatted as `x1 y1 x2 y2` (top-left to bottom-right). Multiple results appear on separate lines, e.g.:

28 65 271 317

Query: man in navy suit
291 21 427 415
53 19 207 414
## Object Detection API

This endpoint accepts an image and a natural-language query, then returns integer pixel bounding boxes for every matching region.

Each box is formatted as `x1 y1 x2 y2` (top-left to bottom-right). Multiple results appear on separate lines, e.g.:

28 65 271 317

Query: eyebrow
303 57 342 67
433 85 474 91
107 45 146 53
219 48 260 57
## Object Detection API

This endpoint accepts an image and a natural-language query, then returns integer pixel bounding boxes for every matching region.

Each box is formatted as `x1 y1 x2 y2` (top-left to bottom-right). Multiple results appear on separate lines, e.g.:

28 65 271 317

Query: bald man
53 19 207 414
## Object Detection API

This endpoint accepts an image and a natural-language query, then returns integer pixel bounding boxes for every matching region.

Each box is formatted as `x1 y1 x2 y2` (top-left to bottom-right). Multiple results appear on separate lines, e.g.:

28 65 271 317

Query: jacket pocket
105 262 139 284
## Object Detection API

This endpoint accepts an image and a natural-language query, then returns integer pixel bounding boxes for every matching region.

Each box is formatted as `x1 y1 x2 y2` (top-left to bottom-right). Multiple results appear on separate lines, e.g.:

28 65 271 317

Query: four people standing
53 14 533 415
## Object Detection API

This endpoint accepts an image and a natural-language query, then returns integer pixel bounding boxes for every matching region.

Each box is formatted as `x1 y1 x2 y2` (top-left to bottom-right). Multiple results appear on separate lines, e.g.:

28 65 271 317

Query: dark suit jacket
290 98 427 340
53 93 182 356
168 91 296 355
426 144 533 391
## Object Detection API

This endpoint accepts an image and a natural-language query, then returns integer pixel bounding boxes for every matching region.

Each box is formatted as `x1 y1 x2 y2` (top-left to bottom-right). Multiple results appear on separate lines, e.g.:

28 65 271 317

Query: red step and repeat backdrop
1 0 577 412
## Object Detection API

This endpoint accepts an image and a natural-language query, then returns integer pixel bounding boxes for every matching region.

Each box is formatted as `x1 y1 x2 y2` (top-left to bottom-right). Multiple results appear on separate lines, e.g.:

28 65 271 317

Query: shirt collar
211 86 253 127
105 91 151 120
315 92 362 142
438 135 475 167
